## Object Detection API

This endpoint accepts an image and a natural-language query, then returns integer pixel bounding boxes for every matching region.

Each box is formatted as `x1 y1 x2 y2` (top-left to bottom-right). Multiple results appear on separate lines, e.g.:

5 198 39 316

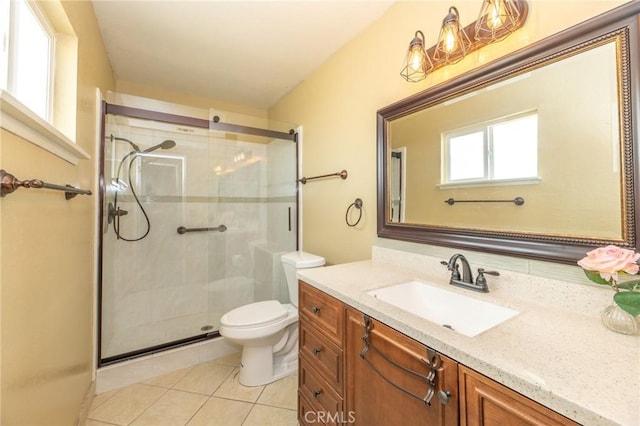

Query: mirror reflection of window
447 131 484 181
443 112 538 185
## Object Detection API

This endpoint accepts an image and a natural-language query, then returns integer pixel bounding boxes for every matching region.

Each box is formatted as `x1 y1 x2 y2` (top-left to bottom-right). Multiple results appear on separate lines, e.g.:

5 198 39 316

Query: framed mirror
377 2 640 264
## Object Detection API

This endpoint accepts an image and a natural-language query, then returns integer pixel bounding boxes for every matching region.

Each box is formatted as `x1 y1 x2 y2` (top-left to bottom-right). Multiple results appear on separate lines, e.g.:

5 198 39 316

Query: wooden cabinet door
459 365 580 426
345 307 459 426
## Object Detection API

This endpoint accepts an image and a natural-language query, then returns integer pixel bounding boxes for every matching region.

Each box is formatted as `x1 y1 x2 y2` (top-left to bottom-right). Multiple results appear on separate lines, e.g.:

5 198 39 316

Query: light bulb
409 47 425 71
487 0 506 29
443 26 458 53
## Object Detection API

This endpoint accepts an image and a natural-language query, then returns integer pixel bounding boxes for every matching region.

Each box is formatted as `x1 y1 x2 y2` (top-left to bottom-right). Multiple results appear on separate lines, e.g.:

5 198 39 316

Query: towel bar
0 169 92 200
298 169 348 184
444 197 524 206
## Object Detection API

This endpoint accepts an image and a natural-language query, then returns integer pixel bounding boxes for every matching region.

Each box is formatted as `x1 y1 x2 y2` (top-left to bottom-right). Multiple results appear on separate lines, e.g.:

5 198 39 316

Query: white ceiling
92 1 395 109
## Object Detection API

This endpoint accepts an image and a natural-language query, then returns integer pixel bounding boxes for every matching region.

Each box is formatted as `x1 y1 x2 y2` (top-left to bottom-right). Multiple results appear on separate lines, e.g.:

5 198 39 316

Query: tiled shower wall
101 113 296 359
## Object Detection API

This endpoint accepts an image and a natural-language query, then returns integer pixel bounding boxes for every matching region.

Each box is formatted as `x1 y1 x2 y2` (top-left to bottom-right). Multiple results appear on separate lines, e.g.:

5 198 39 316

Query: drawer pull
311 306 321 314
312 347 323 356
438 389 452 405
312 389 323 399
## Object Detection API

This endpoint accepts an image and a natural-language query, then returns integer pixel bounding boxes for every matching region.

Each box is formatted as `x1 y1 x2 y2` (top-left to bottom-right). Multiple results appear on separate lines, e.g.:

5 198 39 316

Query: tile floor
85 353 298 426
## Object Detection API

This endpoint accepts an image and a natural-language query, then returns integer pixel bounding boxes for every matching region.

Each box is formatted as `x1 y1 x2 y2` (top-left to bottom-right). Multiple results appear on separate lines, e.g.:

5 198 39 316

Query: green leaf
617 280 640 291
614 291 640 317
582 269 612 286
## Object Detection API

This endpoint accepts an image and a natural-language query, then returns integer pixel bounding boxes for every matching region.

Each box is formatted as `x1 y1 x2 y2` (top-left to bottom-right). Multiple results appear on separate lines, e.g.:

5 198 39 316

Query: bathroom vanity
296 248 639 426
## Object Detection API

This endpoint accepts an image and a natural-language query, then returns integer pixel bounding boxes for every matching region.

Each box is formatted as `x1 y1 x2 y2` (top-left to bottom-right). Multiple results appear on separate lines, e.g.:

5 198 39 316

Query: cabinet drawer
300 322 343 392
299 360 343 416
299 281 344 345
299 391 351 426
299 391 322 426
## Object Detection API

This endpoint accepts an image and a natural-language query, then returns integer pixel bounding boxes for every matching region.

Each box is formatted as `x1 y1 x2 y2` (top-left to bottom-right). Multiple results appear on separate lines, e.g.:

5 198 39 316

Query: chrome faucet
440 253 499 293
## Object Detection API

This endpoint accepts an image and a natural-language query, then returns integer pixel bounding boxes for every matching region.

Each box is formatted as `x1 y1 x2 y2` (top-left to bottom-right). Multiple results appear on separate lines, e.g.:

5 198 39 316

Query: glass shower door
100 103 297 364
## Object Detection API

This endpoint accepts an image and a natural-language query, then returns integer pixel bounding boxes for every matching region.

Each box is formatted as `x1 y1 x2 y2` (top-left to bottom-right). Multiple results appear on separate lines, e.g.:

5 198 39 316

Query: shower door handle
177 224 227 234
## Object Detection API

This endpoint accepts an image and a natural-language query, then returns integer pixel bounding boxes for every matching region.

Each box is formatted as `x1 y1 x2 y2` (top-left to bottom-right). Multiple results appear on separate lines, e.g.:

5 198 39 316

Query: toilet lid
222 300 287 328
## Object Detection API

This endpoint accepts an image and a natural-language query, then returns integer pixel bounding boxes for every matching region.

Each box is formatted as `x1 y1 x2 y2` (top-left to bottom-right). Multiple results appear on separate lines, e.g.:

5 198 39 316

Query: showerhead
110 135 141 152
143 140 177 153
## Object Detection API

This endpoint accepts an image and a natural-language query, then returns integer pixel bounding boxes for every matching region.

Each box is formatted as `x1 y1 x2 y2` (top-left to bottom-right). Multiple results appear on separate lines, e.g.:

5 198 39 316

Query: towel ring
346 198 363 227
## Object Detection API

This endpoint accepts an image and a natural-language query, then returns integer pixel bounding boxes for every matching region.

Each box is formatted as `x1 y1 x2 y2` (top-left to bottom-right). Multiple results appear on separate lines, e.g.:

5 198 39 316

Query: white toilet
219 251 325 386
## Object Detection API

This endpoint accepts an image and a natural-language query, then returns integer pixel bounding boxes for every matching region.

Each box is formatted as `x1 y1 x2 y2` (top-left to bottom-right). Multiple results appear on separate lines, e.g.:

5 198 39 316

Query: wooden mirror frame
377 2 640 264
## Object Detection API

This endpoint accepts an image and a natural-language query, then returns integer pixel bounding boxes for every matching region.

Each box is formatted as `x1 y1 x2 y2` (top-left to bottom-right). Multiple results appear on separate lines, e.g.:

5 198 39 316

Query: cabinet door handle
312 389 323 399
312 347 323 356
311 306 321 314
438 389 452 405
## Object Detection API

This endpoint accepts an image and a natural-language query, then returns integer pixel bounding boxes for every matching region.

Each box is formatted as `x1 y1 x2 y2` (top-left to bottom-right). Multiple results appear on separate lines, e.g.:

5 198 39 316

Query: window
442 112 538 185
2 0 55 122
0 0 84 163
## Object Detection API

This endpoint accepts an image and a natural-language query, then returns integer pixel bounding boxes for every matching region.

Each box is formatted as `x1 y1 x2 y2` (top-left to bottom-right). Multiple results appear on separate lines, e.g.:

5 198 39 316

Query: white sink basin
366 280 519 337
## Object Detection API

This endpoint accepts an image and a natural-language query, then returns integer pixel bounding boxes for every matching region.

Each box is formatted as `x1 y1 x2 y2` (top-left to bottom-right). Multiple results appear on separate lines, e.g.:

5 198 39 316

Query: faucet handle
477 268 499 276
475 268 499 292
441 260 461 280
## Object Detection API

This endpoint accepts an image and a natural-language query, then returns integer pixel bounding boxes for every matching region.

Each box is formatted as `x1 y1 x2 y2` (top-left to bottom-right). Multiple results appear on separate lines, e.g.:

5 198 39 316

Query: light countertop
296 248 640 426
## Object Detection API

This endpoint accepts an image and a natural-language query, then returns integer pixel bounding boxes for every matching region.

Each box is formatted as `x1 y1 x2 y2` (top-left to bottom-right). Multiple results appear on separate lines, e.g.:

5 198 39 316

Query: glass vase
600 303 639 335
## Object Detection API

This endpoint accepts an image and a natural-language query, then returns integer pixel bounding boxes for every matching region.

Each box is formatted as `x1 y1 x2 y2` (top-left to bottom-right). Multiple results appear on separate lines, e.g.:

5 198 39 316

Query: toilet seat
221 300 287 329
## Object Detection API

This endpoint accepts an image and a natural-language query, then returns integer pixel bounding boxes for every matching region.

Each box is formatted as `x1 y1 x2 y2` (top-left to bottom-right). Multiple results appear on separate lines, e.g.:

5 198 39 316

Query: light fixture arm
443 6 461 26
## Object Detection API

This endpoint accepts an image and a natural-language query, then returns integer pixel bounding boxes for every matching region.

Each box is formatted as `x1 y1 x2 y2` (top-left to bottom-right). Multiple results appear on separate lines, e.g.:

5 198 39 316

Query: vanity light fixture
400 0 528 82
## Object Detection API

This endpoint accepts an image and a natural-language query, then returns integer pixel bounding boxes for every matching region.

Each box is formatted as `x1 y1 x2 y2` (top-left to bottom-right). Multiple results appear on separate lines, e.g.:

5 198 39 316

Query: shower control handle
311 306 321 314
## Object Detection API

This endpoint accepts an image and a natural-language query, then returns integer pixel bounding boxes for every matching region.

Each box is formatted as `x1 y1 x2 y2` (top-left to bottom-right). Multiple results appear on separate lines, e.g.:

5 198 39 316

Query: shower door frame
98 102 299 367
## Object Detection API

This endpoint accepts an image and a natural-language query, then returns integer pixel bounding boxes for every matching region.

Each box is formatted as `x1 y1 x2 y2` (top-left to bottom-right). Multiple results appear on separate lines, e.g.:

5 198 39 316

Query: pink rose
577 245 640 282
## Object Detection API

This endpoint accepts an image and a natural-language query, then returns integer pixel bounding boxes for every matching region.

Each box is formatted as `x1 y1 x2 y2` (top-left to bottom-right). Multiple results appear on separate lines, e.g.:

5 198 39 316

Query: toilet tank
281 251 325 307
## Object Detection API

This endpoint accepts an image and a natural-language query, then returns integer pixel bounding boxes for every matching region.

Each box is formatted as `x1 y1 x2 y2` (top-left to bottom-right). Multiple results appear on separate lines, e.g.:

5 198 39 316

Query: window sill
0 90 89 165
438 177 541 189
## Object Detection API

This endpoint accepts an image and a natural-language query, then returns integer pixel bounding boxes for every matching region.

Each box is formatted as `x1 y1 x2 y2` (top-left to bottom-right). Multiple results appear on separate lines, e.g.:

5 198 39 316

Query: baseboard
76 380 96 426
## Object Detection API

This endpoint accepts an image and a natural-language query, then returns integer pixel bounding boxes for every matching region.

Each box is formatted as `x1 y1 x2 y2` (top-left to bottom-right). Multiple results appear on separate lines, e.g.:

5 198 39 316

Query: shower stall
99 95 298 365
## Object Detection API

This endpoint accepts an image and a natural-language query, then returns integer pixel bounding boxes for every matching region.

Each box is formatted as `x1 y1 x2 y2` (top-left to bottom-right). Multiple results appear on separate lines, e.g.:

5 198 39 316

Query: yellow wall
0 0 115 424
269 0 629 265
